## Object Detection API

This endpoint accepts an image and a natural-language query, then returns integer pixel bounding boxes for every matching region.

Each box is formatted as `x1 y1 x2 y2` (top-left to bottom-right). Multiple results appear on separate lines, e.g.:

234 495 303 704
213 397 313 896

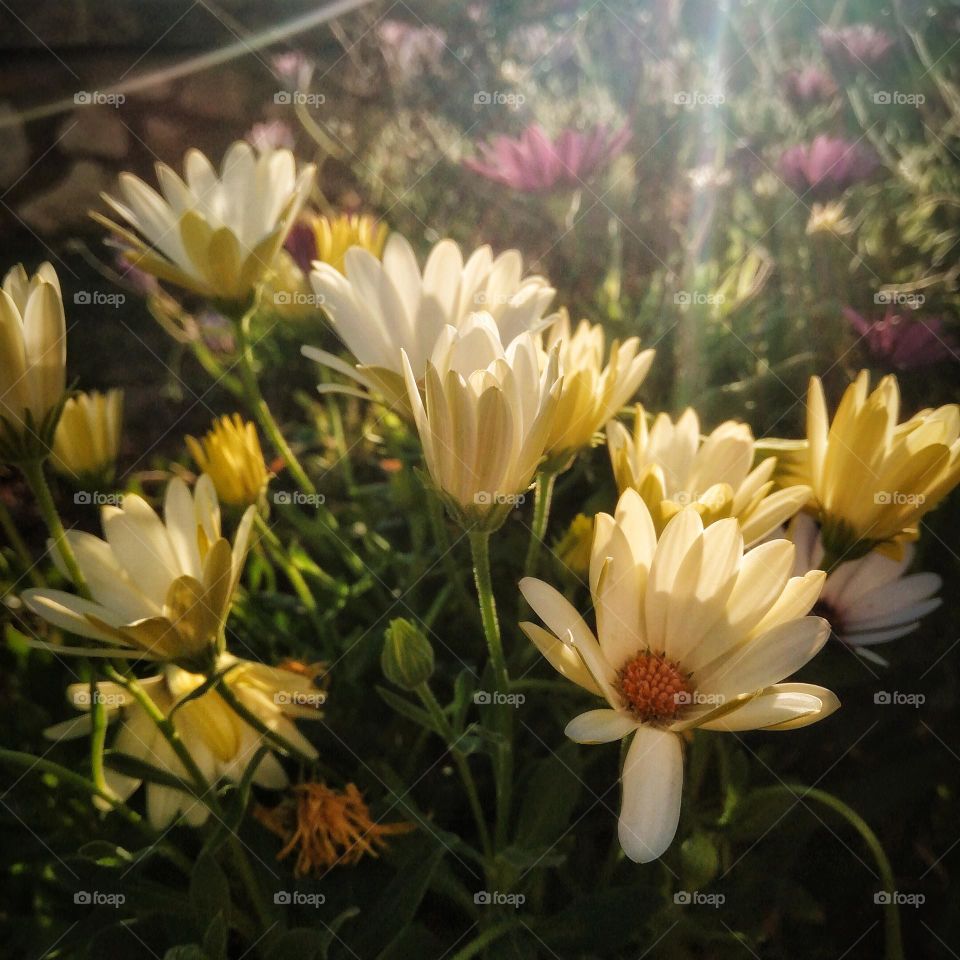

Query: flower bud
381 618 434 690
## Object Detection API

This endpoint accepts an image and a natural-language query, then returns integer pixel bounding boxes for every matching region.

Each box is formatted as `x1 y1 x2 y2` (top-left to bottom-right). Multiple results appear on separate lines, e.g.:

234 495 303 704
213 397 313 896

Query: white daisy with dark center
520 489 840 862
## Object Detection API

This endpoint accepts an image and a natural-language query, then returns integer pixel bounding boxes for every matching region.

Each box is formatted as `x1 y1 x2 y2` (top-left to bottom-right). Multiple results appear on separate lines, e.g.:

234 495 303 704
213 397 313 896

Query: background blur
1 1 959 957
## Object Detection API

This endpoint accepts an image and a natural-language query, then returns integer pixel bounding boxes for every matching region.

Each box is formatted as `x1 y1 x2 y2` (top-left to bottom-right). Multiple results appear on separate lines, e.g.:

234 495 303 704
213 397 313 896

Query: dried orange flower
255 782 413 877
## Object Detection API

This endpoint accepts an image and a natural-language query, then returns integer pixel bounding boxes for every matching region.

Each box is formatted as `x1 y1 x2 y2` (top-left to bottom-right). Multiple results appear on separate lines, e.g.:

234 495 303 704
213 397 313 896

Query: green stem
20 459 90 599
191 340 244 398
416 682 493 862
253 512 330 632
88 670 113 799
233 305 316 498
763 785 904 960
0 496 45 586
0 747 142 828
523 470 557 578
427 492 474 615
468 530 512 850
448 919 523 960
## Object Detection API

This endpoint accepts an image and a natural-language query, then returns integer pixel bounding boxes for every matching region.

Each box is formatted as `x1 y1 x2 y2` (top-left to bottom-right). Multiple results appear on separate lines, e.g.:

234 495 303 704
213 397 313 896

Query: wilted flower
820 24 894 68
187 414 269 507
313 212 389 274
46 657 322 829
607 405 811 546
95 142 315 305
845 306 957 370
0 262 67 463
256 781 413 876
789 512 941 666
305 233 556 413
783 65 837 105
464 123 630 193
402 314 562 530
778 135 878 196
520 490 837 862
541 313 654 465
805 370 960 558
22 474 254 671
51 389 123 483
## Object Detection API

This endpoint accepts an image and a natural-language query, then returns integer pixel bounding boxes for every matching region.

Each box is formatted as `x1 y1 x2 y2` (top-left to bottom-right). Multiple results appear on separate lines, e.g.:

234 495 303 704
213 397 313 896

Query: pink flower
246 121 295 151
464 123 631 193
377 20 447 79
819 24 894 67
783 65 837 105
778 135 878 196
845 306 958 369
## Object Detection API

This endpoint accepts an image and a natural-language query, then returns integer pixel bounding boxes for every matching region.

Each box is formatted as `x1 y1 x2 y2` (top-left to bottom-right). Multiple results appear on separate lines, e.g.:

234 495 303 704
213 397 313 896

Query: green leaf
451 669 476 732
265 928 326 960
346 843 446 958
202 746 271 856
202 912 228 960
514 741 582 850
76 841 134 868
376 685 442 734
724 787 798 842
162 947 208 960
191 853 231 928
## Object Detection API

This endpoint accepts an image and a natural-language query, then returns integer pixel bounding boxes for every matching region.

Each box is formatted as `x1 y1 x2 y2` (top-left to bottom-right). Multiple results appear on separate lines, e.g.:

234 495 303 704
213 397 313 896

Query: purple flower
246 120 295 151
283 220 317 273
464 123 631 193
845 306 958 369
783 65 837 105
819 24 895 68
272 52 314 90
778 135 878 196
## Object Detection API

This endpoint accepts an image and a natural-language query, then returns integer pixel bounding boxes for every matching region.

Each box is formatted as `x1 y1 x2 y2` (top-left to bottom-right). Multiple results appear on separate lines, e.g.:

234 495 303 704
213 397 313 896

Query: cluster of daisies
1 141 957 864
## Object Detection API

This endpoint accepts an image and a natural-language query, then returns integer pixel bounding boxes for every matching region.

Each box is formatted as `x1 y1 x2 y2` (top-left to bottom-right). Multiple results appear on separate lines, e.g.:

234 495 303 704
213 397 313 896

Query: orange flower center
616 651 693 724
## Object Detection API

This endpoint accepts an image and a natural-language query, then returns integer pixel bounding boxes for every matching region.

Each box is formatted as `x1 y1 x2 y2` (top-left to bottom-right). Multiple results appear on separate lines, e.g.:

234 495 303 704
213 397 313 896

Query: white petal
565 709 638 744
618 726 683 863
